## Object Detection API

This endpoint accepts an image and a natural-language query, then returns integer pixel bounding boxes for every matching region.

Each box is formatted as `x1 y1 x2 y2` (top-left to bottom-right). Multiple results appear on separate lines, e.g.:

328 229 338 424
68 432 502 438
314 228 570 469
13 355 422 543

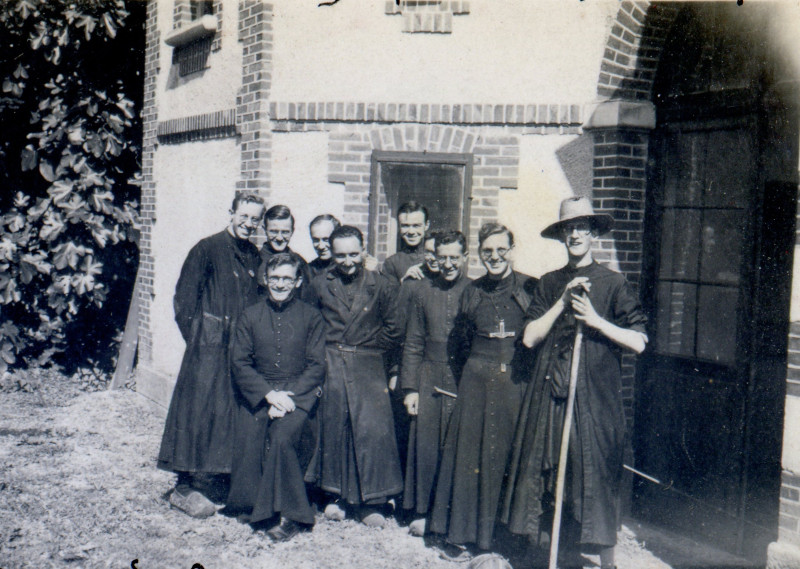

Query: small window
166 0 217 77
191 1 214 19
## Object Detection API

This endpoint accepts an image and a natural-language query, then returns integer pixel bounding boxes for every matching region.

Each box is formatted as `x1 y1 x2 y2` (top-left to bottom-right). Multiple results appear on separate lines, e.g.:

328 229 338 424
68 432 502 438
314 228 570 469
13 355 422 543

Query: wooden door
634 104 795 560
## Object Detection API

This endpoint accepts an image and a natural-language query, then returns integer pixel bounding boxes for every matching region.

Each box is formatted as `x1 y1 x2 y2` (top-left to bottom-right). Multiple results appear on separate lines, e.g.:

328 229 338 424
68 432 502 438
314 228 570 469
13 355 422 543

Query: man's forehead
310 220 335 236
233 202 264 216
267 263 297 277
399 211 426 224
267 217 293 229
332 236 362 252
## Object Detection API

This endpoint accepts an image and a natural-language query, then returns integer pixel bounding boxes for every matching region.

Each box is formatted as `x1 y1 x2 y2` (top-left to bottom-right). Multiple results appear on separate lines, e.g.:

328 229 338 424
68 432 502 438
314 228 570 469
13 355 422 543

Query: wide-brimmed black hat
541 196 614 240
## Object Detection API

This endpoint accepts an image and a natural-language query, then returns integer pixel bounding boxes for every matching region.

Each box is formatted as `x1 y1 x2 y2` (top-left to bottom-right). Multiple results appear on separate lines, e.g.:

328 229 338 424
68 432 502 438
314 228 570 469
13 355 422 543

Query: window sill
165 14 217 48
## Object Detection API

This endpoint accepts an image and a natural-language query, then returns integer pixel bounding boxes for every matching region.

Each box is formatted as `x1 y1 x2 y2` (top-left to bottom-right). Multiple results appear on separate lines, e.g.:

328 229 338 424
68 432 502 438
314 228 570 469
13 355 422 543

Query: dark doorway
633 3 798 561
369 151 472 259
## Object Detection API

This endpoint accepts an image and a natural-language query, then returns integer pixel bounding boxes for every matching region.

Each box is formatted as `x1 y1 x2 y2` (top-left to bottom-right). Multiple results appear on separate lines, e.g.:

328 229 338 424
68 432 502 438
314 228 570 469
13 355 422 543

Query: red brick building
136 2 800 566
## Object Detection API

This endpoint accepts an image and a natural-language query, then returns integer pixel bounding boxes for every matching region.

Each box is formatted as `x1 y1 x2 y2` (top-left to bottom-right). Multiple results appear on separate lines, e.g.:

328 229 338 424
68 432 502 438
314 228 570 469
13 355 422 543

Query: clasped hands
265 390 295 419
561 276 602 329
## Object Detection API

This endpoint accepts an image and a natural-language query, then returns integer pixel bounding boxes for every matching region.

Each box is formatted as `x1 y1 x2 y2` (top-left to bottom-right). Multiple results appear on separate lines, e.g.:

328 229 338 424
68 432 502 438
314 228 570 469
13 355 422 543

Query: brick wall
270 100 582 274
236 1 273 199
590 128 648 423
597 1 679 100
137 0 160 368
780 470 800 547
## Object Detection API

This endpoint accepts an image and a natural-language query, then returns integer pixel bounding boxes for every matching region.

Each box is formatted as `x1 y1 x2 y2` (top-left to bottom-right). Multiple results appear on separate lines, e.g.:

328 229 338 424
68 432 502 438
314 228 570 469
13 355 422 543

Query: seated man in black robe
228 252 326 542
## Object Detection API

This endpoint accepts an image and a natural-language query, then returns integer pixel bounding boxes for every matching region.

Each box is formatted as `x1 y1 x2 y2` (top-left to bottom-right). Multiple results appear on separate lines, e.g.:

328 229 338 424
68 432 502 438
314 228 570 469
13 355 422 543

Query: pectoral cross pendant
489 319 515 339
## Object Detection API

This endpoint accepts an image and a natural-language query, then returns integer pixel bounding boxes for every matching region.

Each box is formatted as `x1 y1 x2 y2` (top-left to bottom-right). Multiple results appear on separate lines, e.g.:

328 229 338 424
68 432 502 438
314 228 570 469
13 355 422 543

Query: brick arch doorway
628 3 799 561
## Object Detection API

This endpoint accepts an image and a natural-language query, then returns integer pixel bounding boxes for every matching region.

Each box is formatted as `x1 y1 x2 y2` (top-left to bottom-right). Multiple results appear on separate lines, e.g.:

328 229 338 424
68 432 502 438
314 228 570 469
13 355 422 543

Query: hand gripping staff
548 321 583 569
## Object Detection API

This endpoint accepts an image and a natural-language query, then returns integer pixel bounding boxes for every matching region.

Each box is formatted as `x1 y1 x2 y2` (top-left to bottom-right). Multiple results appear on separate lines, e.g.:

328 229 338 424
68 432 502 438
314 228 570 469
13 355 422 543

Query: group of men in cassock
156 192 647 568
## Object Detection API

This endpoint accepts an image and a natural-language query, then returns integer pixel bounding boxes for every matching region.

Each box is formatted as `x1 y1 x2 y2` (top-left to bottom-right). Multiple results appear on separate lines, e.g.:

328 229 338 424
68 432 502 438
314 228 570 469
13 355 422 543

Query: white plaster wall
270 131 345 262
502 134 578 279
271 0 617 105
151 138 241 376
155 0 242 121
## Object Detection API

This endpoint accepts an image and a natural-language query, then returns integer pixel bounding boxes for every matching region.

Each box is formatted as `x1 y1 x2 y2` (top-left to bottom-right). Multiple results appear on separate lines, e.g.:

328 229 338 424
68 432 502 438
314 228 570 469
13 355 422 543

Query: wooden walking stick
548 321 584 569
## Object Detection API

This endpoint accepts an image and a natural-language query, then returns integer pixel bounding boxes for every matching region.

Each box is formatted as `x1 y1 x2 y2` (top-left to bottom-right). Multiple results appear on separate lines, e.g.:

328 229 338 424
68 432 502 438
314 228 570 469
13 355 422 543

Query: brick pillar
236 1 273 199
137 0 160 368
584 100 655 425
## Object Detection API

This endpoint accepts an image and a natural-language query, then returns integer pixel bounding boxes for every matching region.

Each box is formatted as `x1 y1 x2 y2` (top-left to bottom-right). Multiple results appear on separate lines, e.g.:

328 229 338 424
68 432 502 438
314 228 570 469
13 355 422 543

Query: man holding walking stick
502 197 648 569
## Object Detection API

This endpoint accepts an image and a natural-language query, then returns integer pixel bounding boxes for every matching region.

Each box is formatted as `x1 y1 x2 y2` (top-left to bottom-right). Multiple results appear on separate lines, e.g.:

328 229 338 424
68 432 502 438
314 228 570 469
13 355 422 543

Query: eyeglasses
479 247 510 260
267 276 297 285
561 223 592 236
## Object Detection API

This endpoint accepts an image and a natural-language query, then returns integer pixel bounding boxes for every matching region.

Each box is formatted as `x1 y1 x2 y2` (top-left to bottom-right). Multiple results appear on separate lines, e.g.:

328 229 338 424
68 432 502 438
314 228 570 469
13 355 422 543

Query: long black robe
501 261 647 547
429 270 537 550
400 272 471 515
311 267 404 503
227 295 326 525
157 230 262 474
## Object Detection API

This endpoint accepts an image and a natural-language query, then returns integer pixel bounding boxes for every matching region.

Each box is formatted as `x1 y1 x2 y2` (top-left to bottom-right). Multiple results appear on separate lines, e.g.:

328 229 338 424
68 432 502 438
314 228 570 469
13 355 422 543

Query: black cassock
400 272 471 515
227 296 326 526
310 268 404 504
381 244 424 284
501 261 647 548
157 230 261 475
429 270 537 550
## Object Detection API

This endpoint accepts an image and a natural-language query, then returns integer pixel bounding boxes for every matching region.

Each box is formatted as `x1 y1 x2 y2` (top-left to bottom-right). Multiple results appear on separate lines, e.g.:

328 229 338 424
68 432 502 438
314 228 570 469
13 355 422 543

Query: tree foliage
0 0 144 374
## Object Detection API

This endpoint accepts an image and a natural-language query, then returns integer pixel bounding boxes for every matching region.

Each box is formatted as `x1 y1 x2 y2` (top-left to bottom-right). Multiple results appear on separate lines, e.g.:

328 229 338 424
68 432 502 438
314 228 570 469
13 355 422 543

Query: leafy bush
0 0 144 374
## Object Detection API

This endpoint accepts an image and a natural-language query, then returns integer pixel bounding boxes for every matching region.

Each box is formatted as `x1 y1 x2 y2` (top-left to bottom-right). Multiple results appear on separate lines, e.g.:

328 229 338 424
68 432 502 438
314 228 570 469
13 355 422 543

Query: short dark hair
265 205 295 231
309 214 341 232
478 222 514 248
330 225 364 247
436 230 467 254
425 231 443 246
266 251 303 277
231 191 265 213
397 201 429 223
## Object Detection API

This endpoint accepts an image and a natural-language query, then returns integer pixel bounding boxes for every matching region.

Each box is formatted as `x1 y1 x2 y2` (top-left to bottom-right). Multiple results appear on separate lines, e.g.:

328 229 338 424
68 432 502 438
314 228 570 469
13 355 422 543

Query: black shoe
266 518 310 542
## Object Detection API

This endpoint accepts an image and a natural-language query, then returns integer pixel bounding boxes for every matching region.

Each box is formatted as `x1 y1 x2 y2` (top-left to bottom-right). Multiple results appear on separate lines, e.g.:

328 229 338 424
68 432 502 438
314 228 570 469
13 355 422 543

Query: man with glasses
227 252 326 542
400 231 471 537
158 192 265 518
502 197 648 569
311 225 404 528
260 205 312 299
429 223 537 561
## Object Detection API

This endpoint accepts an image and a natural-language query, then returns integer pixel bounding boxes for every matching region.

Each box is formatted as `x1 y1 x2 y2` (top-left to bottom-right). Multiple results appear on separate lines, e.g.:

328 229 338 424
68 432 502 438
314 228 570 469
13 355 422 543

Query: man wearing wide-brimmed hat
500 197 648 569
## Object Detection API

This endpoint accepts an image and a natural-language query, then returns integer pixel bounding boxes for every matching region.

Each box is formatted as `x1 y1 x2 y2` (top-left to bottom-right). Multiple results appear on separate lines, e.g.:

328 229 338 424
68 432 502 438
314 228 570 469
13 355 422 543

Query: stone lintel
583 100 656 131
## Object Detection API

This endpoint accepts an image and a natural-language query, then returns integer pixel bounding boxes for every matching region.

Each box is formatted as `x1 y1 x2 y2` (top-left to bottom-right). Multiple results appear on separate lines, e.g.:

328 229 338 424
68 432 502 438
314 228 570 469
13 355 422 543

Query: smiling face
266 262 301 303
332 235 364 277
310 219 336 261
423 236 439 273
266 217 294 252
436 241 466 282
398 211 429 249
561 219 595 261
228 202 265 240
479 232 512 278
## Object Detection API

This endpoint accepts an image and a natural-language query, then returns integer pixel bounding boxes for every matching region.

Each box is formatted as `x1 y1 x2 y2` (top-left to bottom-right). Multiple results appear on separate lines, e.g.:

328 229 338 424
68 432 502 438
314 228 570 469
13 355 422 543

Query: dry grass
0 371 670 569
